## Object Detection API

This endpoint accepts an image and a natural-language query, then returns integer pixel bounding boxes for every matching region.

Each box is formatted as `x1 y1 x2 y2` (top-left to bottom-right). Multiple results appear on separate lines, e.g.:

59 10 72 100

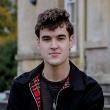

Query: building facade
16 0 110 84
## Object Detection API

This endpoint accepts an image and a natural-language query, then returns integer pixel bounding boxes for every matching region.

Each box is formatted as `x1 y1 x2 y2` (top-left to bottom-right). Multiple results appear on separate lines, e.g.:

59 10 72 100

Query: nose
50 40 58 50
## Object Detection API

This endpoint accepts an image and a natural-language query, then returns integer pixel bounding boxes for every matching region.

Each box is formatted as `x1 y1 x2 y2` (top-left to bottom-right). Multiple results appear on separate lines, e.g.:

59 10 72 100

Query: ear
69 35 74 48
37 38 40 49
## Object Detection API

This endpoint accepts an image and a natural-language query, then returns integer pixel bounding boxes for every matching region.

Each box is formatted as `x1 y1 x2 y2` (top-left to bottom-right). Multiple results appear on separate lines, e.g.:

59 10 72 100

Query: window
64 0 78 54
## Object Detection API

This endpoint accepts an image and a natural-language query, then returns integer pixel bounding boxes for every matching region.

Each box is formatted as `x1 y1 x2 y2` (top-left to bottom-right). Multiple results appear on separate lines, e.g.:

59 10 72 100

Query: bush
0 40 17 92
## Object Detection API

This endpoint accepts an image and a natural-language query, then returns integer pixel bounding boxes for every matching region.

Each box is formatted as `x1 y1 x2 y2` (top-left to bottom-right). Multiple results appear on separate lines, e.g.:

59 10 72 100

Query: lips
49 52 61 57
49 52 60 55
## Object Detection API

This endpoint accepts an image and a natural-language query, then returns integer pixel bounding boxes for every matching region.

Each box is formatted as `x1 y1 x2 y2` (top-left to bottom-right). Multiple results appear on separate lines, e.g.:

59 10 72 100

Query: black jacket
7 61 104 110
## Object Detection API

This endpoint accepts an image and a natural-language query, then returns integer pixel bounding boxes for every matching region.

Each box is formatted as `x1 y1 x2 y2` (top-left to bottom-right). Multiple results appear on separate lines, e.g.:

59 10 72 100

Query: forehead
40 25 68 37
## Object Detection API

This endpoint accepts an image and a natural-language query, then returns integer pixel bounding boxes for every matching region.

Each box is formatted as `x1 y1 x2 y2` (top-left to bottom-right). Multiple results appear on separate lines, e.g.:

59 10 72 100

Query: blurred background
0 0 110 110
0 0 17 109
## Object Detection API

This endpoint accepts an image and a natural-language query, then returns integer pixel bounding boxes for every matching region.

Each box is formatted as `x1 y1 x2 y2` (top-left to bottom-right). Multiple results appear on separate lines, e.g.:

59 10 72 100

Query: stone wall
85 0 110 83
17 0 59 75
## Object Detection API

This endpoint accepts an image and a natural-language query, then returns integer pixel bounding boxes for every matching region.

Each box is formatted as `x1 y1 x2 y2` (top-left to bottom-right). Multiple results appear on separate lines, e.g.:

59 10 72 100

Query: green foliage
0 41 17 92
0 7 12 36
0 0 11 8
0 0 17 39
0 0 17 91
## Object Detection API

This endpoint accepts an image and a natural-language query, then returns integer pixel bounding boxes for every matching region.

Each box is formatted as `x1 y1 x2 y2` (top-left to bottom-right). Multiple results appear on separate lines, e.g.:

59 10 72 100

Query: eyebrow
41 35 51 39
57 34 66 37
41 34 66 39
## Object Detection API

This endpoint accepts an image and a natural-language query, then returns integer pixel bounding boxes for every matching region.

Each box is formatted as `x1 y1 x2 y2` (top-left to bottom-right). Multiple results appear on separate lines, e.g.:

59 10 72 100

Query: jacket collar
29 61 44 79
69 61 85 91
29 61 85 91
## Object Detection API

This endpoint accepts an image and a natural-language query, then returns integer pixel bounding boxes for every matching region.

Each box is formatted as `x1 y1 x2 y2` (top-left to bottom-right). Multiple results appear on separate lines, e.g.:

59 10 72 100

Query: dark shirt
40 74 66 110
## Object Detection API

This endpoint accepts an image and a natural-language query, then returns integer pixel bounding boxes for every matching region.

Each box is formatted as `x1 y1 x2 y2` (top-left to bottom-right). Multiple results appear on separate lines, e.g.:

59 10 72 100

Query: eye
58 37 64 40
57 36 66 41
43 38 50 41
42 36 51 41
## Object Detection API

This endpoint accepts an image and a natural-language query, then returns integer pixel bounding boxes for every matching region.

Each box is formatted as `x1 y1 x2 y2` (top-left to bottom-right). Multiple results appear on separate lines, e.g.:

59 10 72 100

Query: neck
43 60 70 82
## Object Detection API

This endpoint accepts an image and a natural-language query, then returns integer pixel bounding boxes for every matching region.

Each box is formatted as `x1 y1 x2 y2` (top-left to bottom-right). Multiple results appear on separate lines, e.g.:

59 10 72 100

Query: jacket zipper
54 87 69 110
53 77 70 110
53 89 62 110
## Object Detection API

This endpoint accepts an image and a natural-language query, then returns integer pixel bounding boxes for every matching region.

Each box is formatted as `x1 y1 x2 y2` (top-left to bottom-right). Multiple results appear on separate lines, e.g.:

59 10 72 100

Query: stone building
16 0 110 109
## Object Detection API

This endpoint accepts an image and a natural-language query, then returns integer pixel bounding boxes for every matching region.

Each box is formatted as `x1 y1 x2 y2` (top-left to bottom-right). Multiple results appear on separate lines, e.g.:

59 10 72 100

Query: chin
48 62 61 66
46 59 66 66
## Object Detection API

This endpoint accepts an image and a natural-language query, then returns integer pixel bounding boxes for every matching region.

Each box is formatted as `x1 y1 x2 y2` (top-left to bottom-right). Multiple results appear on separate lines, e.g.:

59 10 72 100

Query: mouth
49 52 61 57
49 52 61 55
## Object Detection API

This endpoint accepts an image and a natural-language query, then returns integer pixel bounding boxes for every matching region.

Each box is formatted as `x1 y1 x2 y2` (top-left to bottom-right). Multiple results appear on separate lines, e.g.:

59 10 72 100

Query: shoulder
9 72 32 93
69 61 102 92
81 72 102 91
81 72 104 100
13 61 44 85
80 72 104 108
14 72 31 85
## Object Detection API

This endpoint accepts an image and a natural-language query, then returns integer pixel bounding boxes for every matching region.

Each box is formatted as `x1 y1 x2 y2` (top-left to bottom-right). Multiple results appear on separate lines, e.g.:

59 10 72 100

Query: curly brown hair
35 8 74 38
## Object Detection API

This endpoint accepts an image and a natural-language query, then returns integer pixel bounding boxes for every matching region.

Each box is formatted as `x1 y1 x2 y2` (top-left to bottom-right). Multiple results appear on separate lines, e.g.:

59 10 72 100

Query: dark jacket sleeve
7 80 25 110
82 83 104 110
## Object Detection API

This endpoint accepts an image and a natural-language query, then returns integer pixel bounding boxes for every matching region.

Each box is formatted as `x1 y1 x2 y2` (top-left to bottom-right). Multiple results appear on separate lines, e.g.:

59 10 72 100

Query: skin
37 25 74 82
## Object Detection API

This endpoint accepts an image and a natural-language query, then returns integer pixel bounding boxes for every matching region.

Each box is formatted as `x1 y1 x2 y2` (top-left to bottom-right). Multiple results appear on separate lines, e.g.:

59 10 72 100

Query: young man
7 8 104 110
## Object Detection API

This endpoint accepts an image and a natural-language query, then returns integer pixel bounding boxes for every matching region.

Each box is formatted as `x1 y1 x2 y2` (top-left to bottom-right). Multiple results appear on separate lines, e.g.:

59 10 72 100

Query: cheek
39 45 48 54
62 45 70 53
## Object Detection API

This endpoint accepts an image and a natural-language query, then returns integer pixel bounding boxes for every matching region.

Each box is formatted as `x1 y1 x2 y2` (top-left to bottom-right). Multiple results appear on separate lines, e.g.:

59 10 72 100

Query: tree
0 0 17 44
0 40 17 92
0 0 17 91
0 0 11 8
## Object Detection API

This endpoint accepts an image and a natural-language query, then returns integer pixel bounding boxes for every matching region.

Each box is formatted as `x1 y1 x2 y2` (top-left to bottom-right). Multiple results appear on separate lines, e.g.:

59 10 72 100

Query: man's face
37 25 73 66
